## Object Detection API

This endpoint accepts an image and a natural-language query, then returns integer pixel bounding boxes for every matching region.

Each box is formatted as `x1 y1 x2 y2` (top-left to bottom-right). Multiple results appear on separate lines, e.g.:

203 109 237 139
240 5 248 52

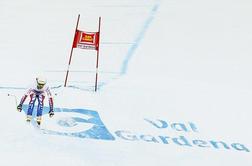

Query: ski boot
36 116 42 126
26 115 32 122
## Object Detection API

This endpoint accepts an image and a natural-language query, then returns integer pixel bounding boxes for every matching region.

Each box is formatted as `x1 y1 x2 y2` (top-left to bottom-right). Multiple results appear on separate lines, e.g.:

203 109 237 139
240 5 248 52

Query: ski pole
7 93 19 111
53 93 61 113
52 93 63 113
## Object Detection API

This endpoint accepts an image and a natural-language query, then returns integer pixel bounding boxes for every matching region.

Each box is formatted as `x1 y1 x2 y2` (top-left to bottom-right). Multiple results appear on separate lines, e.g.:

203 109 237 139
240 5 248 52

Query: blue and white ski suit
19 83 54 117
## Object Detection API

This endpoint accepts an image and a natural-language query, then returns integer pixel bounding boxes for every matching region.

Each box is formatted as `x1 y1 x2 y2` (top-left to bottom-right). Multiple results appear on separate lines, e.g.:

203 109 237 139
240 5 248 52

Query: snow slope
0 0 251 165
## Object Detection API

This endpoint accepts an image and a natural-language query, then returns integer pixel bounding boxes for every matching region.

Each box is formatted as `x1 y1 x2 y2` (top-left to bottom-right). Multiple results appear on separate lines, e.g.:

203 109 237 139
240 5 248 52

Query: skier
17 76 54 126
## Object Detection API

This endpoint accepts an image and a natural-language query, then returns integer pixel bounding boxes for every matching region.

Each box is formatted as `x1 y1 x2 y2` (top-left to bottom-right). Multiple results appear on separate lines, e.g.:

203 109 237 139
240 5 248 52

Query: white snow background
0 0 251 165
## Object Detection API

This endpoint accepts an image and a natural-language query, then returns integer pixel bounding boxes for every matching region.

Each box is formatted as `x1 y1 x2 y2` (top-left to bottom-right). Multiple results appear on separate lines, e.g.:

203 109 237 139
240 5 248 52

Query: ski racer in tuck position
17 77 54 126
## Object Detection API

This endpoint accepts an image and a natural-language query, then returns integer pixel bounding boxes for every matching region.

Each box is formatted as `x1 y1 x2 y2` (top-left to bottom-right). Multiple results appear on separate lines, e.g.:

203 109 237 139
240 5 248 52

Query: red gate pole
95 17 101 92
64 14 80 87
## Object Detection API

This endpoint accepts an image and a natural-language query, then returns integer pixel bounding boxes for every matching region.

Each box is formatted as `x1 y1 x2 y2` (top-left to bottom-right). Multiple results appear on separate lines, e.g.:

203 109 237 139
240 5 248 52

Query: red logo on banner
80 33 95 44
73 30 99 50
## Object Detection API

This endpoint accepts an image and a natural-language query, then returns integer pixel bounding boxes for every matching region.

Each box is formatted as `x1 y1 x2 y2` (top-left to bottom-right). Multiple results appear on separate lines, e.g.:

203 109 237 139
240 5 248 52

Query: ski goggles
37 83 45 89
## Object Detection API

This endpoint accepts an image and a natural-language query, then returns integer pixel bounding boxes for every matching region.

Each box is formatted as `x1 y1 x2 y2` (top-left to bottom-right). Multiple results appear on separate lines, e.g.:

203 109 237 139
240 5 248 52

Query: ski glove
17 104 22 112
49 110 54 118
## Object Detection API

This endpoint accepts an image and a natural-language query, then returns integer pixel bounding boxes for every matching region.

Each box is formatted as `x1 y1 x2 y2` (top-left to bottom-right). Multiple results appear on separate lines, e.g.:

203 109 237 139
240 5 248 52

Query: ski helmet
36 76 47 86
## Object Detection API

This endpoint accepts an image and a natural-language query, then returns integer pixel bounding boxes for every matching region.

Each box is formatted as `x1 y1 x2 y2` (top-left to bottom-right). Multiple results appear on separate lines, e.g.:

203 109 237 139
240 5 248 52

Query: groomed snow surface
0 0 251 165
